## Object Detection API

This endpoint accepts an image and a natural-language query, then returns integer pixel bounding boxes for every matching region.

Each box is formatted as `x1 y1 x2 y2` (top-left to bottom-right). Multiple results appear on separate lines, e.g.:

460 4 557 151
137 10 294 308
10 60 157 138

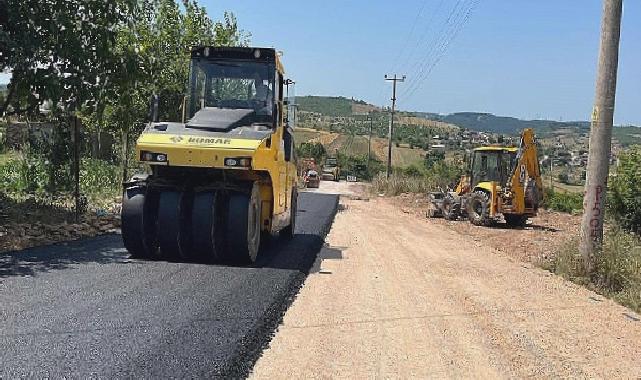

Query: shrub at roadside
80 158 121 197
542 188 583 213
372 161 462 196
609 146 641 233
0 150 50 194
543 226 641 313
0 153 120 199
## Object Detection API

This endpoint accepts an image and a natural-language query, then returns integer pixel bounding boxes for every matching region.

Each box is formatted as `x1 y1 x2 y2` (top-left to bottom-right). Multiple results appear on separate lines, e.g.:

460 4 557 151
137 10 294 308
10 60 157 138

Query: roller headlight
225 157 252 168
140 151 167 163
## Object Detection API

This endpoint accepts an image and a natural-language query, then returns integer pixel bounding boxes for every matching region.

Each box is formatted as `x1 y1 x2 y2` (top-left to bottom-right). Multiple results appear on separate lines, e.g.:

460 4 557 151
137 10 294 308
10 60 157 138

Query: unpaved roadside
390 192 581 264
251 196 641 379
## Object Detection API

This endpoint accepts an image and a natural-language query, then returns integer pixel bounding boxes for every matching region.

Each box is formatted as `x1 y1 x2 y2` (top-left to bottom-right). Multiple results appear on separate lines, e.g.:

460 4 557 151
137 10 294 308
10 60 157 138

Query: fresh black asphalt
0 192 338 378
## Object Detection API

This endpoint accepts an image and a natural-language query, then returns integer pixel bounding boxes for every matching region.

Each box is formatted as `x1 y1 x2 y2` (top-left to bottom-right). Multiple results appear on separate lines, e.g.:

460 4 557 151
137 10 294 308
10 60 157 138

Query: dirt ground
0 194 121 253
390 192 581 264
251 185 641 379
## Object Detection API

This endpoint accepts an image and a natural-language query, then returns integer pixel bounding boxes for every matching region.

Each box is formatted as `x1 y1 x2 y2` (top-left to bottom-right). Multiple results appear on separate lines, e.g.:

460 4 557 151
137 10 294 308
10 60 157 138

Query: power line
401 0 477 100
404 0 477 99
374 0 443 108
389 0 431 74
397 0 452 81
401 0 466 90
402 0 479 101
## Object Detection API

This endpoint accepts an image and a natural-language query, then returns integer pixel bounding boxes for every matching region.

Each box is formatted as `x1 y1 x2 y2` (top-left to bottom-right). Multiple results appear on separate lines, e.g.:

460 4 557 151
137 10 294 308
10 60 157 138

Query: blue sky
202 0 640 125
2 1 637 124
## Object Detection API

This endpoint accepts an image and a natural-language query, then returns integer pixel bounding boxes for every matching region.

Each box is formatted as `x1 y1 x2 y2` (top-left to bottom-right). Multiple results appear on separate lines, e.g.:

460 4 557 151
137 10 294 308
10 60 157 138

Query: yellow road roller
121 46 298 264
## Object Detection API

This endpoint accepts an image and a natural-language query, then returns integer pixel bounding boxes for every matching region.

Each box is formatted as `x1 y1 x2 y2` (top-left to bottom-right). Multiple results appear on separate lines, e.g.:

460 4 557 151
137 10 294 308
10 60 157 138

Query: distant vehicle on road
304 170 320 188
322 157 340 181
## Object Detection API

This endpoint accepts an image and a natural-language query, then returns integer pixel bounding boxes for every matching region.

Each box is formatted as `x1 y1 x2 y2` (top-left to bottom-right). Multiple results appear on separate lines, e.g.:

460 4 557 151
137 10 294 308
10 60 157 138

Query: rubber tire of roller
191 191 222 263
157 191 191 260
121 186 159 259
281 188 297 239
226 184 261 264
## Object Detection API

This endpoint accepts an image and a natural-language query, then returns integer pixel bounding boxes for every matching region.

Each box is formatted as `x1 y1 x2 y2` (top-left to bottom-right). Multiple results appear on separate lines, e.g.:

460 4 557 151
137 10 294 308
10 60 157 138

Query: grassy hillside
293 128 427 168
296 96 353 117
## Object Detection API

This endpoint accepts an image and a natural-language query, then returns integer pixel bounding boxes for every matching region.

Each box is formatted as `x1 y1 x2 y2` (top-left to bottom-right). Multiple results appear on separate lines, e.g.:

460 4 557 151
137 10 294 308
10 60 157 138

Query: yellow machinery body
135 118 297 233
121 46 298 264
430 129 542 226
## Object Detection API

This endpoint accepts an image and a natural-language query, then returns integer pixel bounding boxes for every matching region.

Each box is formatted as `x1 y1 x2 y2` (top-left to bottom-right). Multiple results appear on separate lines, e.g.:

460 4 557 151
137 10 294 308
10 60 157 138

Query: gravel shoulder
251 195 641 379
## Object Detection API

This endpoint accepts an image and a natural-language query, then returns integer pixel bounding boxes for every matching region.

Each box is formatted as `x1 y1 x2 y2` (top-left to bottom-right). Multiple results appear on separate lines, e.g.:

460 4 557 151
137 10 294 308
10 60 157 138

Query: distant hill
427 112 590 135
294 96 641 145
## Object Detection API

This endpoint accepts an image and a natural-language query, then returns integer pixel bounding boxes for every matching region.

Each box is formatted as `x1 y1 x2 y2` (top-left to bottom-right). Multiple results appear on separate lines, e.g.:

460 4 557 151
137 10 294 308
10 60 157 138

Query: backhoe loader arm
509 128 543 213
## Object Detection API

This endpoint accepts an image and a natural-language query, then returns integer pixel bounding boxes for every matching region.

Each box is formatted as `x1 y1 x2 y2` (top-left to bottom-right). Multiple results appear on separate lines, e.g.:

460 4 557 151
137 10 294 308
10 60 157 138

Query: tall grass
542 226 641 313
371 173 438 196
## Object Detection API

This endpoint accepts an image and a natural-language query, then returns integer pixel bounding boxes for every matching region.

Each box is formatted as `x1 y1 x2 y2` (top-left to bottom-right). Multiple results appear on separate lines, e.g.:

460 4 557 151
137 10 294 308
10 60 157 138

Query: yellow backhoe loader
121 47 298 264
428 128 543 227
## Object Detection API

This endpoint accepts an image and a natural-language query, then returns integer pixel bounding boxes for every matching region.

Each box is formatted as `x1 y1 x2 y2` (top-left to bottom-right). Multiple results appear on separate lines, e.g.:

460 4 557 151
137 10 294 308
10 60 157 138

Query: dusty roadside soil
390 192 581 264
0 194 121 253
251 193 641 378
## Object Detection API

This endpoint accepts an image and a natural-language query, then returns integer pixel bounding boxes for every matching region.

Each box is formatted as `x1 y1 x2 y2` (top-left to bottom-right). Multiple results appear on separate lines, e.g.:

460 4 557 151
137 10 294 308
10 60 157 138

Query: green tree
297 142 326 163
0 0 133 116
610 146 641 233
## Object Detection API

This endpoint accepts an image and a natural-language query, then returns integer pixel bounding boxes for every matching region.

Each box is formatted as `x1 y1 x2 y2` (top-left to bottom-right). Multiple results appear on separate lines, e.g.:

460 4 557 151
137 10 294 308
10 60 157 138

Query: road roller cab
121 46 298 264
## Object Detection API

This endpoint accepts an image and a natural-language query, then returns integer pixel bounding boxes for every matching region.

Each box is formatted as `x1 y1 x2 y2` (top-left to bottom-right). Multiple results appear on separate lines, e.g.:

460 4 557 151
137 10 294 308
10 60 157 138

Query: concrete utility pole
384 74 405 178
579 0 623 271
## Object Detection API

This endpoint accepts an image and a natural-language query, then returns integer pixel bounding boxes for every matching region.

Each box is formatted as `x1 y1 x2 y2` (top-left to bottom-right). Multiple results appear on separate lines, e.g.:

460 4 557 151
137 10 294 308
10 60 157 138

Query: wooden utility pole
367 115 373 168
121 129 129 185
579 0 623 271
73 111 81 222
385 74 405 178
549 155 554 192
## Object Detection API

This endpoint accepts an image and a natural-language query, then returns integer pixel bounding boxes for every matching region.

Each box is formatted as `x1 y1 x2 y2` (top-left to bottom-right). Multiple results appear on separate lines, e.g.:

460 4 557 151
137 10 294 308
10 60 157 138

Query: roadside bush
80 158 121 197
296 142 326 164
372 161 461 196
0 149 49 194
401 164 423 177
543 226 641 312
609 146 641 233
542 188 583 213
0 152 120 198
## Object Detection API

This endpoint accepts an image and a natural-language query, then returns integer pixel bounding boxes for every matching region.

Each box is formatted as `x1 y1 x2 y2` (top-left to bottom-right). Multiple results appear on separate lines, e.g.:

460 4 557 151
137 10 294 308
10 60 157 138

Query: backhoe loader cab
121 47 298 264
469 148 517 190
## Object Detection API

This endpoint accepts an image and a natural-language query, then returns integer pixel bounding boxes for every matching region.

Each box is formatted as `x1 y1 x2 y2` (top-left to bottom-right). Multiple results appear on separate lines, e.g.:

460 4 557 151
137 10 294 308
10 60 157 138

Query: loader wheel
225 183 262 264
121 186 159 259
467 191 493 227
191 191 223 263
157 191 192 260
426 207 436 218
505 214 528 228
281 188 298 239
442 197 459 221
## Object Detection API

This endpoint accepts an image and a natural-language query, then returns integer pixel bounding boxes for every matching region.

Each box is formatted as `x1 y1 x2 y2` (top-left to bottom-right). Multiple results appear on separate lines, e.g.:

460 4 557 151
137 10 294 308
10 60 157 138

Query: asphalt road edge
219 195 340 378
